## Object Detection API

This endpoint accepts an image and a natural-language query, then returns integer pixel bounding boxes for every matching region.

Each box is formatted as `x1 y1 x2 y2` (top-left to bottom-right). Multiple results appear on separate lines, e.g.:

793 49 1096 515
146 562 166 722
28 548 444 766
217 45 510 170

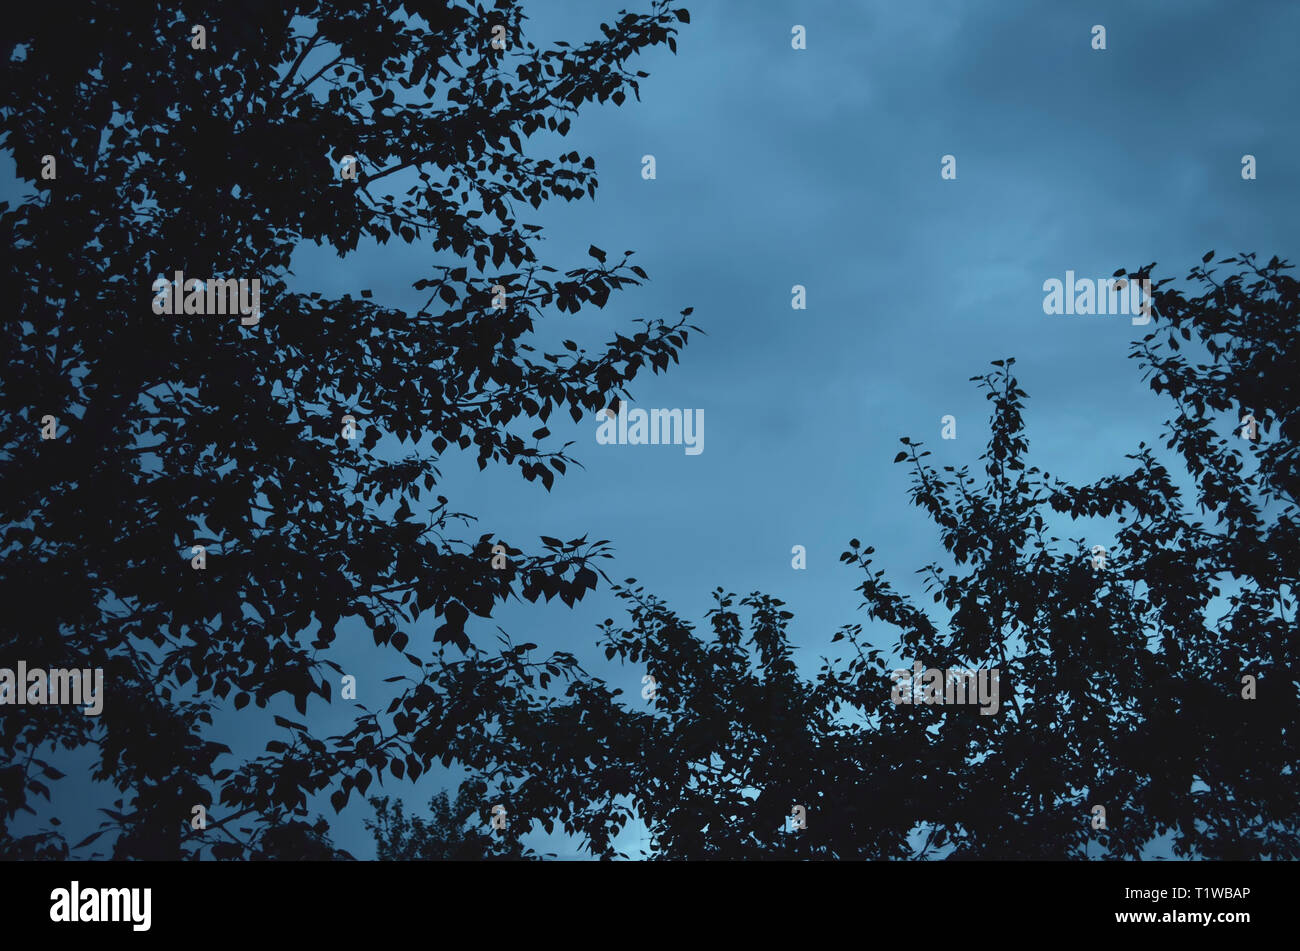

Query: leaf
894 452 908 463
588 245 607 264
73 829 110 850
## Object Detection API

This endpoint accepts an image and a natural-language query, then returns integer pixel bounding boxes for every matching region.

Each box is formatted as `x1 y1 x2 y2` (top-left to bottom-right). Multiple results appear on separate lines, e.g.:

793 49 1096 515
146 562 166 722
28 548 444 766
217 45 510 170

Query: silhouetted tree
256 816 349 860
0 0 694 858
392 252 1297 859
0 824 69 861
367 780 532 859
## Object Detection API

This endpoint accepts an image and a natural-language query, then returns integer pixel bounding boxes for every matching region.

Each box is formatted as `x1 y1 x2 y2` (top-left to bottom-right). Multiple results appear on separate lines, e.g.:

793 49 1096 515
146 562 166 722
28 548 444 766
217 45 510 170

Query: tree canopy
367 780 533 859
380 253 1297 859
3 0 1293 863
0 0 694 859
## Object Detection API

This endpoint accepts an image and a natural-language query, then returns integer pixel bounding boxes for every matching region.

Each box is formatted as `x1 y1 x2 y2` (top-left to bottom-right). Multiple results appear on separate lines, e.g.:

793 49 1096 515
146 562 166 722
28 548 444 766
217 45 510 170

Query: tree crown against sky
367 780 535 859
2 0 1295 863
383 253 1297 860
0 0 695 859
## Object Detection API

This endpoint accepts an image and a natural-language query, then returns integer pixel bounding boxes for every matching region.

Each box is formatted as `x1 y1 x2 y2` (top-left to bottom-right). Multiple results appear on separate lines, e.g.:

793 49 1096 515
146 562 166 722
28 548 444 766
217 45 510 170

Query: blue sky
7 0 1299 859
317 0 1299 857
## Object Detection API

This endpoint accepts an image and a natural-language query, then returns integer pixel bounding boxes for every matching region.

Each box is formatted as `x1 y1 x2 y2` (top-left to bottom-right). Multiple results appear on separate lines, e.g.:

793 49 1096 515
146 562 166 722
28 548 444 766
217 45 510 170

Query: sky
7 0 1299 859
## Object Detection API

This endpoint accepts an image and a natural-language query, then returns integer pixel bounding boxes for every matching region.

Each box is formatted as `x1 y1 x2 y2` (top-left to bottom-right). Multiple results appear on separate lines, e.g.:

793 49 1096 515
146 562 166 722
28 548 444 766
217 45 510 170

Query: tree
367 780 532 859
393 252 1297 859
0 0 695 859
256 816 349 860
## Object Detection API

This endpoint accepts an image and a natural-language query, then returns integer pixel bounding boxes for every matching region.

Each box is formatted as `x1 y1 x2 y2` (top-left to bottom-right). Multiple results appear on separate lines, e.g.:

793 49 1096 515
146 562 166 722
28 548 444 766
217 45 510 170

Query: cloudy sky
321 0 1292 858
9 0 1298 859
